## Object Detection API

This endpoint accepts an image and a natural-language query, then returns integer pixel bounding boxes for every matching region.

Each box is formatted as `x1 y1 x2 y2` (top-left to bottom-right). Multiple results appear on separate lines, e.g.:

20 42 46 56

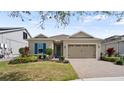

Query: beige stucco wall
63 40 101 59
28 39 101 59
28 40 53 54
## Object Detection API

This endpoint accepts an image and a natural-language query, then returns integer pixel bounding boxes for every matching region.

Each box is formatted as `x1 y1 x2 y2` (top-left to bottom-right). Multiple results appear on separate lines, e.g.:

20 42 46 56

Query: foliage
19 47 29 56
115 57 124 65
19 48 24 55
63 60 69 64
116 60 124 65
6 11 124 29
106 48 115 57
102 56 120 62
100 52 103 60
46 48 53 56
24 47 29 56
33 54 50 60
59 56 65 62
9 55 38 64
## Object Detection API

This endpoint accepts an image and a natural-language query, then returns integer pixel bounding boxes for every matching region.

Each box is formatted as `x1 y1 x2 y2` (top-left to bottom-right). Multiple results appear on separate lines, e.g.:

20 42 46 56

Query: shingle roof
34 33 48 38
69 31 93 38
28 31 102 41
50 34 69 39
0 27 32 38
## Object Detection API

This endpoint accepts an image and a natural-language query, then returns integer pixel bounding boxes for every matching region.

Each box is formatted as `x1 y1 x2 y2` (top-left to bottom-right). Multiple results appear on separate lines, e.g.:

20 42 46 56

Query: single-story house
102 35 124 56
28 31 102 59
0 27 31 57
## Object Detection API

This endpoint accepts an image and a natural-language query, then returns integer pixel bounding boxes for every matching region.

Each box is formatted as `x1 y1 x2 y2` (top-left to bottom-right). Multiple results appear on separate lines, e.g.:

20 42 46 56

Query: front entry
54 43 63 58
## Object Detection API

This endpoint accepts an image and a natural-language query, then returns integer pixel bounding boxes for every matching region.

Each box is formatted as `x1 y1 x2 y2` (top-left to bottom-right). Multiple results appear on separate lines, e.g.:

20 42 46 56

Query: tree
4 11 124 29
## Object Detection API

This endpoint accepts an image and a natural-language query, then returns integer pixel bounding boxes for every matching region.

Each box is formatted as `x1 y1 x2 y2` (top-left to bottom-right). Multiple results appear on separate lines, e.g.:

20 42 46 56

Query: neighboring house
28 31 102 59
0 27 31 57
102 35 124 56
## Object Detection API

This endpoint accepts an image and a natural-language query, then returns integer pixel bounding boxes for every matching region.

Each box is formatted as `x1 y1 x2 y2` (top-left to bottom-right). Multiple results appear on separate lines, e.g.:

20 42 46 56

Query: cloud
82 15 107 23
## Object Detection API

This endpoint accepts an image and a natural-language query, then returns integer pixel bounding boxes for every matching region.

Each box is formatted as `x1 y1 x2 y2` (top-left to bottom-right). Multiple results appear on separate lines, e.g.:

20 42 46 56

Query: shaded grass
0 61 78 81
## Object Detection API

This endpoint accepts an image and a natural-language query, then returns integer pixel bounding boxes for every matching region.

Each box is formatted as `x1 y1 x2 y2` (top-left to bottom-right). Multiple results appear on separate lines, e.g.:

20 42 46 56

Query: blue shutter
34 43 38 54
43 43 46 54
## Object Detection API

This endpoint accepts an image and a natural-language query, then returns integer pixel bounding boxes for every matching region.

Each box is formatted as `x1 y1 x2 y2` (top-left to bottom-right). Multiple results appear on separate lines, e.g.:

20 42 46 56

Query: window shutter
43 43 46 54
34 43 38 54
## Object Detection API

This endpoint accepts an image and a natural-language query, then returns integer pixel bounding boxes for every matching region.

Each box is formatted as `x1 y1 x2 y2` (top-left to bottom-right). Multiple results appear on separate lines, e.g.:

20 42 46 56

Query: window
38 49 43 53
23 32 28 39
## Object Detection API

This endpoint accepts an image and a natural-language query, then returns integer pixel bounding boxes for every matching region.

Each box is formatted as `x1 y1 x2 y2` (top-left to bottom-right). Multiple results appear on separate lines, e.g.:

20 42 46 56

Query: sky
0 11 124 39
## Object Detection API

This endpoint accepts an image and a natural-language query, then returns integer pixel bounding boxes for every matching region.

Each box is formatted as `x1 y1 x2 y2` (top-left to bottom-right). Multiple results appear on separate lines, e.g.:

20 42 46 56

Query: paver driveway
69 59 124 79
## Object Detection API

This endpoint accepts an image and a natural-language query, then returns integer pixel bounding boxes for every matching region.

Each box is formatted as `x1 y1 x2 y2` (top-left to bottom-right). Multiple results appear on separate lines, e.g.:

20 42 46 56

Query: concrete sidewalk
70 77 124 81
83 77 124 81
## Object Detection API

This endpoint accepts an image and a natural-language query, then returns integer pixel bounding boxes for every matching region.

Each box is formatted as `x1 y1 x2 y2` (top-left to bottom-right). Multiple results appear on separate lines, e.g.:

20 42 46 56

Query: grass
0 61 78 81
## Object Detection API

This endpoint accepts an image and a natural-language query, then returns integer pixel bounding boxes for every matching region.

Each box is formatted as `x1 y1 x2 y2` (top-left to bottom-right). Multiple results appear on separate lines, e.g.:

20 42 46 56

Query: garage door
68 44 96 58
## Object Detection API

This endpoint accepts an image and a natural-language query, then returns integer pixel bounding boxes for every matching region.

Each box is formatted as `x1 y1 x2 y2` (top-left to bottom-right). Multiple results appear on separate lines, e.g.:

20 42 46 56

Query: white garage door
68 44 96 58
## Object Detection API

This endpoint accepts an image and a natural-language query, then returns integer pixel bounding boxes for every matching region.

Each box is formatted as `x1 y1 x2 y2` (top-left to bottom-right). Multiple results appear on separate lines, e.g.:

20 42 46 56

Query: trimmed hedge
116 60 124 65
9 55 38 64
102 56 120 62
115 57 124 65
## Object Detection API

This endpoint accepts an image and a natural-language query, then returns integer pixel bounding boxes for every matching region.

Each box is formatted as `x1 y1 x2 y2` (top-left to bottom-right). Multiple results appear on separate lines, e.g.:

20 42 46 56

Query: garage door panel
68 44 96 58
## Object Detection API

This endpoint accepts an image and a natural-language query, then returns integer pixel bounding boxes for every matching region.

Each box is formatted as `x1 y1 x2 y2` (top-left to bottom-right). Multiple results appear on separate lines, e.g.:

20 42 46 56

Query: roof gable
69 31 93 38
34 33 48 38
50 34 69 39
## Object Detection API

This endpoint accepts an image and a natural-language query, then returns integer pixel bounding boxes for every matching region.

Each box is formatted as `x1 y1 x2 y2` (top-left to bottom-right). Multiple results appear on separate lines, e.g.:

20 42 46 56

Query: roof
103 35 122 43
50 34 69 39
28 31 102 41
69 31 94 38
0 27 32 38
34 33 48 38
105 35 120 40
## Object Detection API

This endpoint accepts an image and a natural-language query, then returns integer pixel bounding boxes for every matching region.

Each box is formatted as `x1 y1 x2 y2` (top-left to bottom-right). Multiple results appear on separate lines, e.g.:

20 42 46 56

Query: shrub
106 48 115 57
9 59 19 64
102 56 120 62
19 47 29 56
59 56 65 62
19 48 24 55
115 57 124 65
9 55 38 64
100 52 103 60
116 60 124 65
46 48 53 56
38 55 42 59
63 60 69 64
43 54 46 60
24 47 29 56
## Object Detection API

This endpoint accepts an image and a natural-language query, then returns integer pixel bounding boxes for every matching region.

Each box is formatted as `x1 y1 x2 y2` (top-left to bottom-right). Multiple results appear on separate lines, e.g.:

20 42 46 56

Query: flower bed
9 55 38 64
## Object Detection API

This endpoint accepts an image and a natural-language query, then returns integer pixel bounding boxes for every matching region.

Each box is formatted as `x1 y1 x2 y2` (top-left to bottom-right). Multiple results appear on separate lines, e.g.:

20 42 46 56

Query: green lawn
0 61 78 81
